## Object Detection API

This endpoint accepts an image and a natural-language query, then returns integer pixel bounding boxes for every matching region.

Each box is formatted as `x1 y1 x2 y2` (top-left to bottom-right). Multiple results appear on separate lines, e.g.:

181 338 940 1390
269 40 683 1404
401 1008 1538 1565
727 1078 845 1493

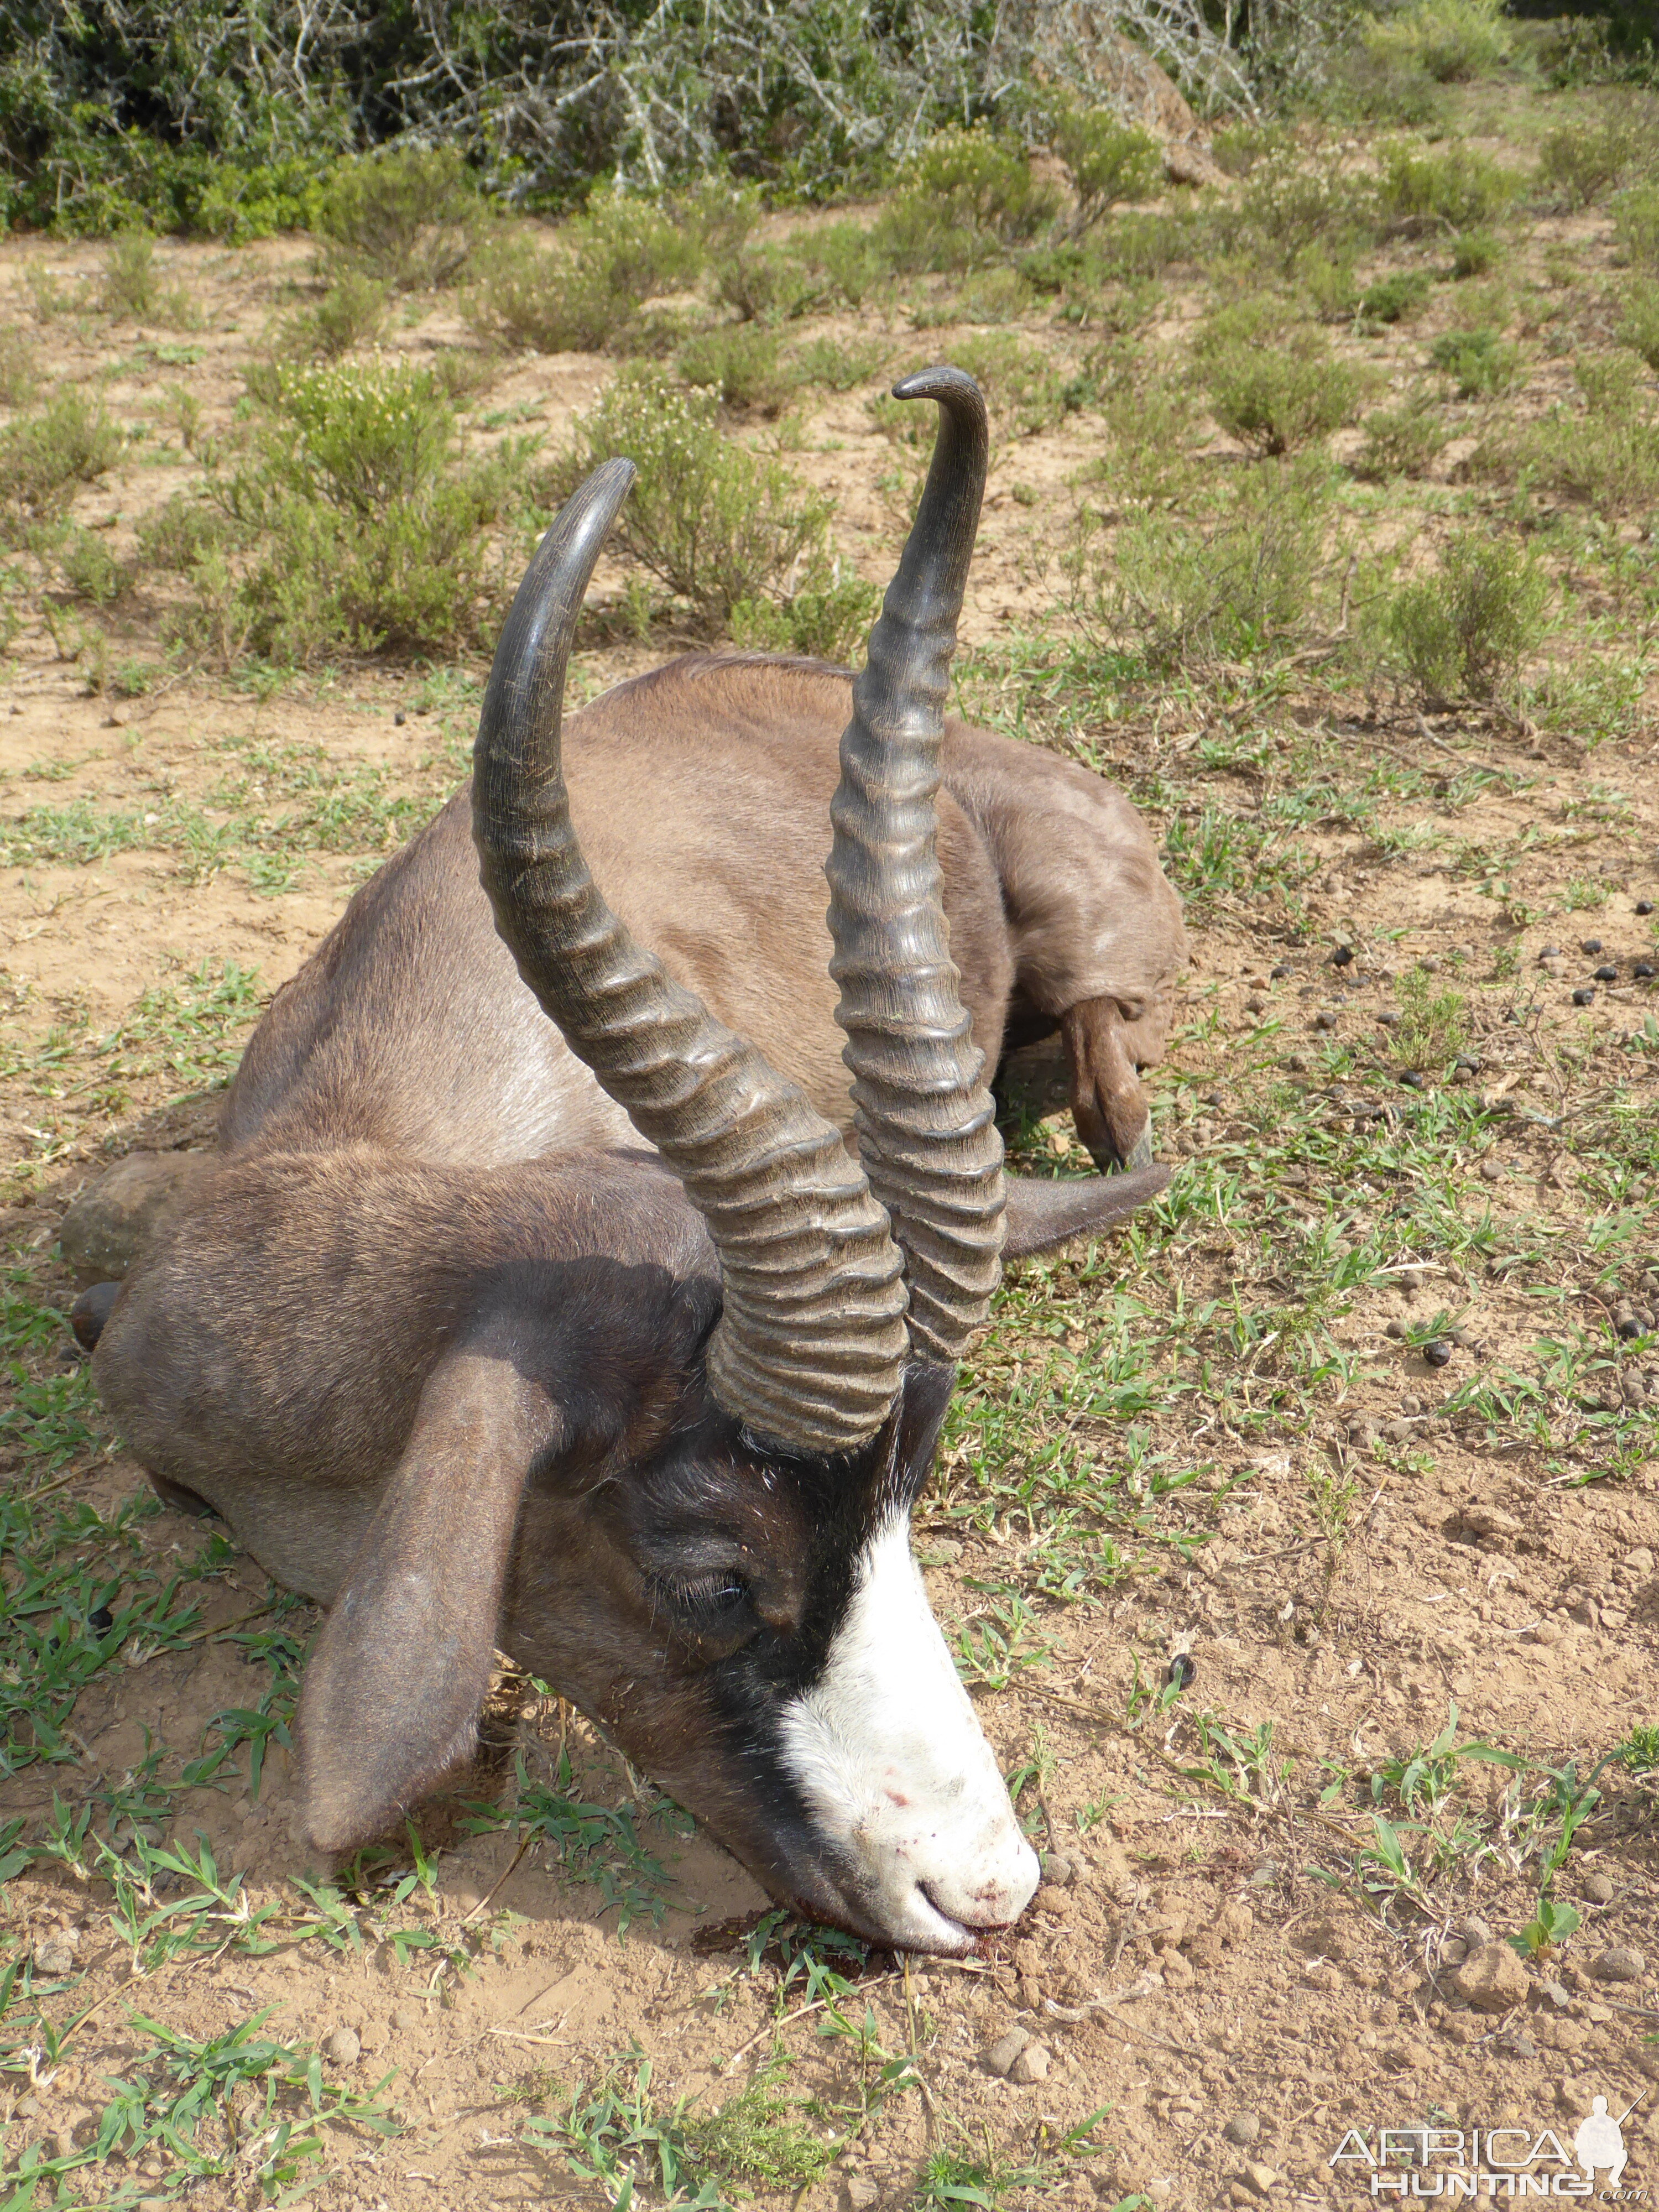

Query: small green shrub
1619 279 1659 371
944 332 1076 437
731 565 881 662
1352 390 1452 478
280 271 392 360
1081 366 1199 502
1450 229 1501 278
466 191 706 354
790 336 890 392
676 325 794 411
1211 123 1297 179
554 367 835 631
1381 530 1547 703
1535 96 1659 211
712 242 820 325
1297 244 1361 322
797 223 889 308
1360 270 1433 325
1614 184 1659 269
102 231 160 317
1430 327 1524 398
314 145 484 291
1075 460 1331 671
1227 157 1379 268
0 393 123 539
1486 347 1659 513
1364 0 1513 84
1196 301 1370 454
1376 142 1517 233
1090 210 1202 281
872 127 1061 273
939 265 1039 326
174 360 527 664
0 327 38 408
1047 100 1162 232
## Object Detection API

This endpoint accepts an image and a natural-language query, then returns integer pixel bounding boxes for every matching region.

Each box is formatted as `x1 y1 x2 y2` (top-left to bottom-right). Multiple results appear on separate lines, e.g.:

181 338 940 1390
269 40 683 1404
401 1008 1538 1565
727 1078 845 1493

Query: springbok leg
1061 996 1155 1171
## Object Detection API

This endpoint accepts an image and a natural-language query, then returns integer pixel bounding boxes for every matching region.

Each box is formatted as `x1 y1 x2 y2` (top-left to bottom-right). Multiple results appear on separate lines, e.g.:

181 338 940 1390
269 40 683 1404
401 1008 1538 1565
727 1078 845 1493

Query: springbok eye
651 1572 752 1632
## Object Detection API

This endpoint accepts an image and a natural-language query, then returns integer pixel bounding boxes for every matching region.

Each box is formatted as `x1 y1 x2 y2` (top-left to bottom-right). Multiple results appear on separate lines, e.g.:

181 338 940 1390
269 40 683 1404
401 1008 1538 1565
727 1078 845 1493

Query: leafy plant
1430 326 1524 398
1196 299 1369 453
468 1748 687 1933
0 393 123 540
1381 528 1547 705
1377 140 1517 231
554 366 835 630
1047 98 1161 231
1364 0 1514 85
278 269 392 360
313 143 484 290
872 126 1061 273
466 186 709 353
1353 389 1451 478
676 324 794 411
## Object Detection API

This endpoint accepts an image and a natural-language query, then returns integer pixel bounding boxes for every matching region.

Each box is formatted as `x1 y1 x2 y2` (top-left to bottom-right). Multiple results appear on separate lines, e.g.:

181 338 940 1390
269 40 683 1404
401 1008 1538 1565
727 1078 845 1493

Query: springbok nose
778 1514 1043 1953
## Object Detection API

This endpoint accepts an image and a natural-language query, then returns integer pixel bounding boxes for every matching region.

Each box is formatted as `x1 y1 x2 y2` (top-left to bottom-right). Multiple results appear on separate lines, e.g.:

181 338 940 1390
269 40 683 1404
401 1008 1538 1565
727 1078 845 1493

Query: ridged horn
825 367 1006 1364
473 461 908 1457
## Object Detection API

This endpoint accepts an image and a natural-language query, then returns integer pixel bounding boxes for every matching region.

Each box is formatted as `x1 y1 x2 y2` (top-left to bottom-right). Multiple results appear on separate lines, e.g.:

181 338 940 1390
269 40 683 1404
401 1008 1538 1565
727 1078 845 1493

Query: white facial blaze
777 1514 1040 1952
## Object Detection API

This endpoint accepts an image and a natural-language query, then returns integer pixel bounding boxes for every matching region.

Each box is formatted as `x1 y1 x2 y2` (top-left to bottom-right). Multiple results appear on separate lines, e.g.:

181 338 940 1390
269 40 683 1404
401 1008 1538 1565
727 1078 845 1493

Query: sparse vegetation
1381 529 1548 704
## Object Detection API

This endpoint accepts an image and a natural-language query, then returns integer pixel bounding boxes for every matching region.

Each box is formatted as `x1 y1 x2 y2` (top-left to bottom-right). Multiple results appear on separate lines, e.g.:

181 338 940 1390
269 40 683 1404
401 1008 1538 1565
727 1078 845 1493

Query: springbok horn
825 368 1006 1363
473 461 907 1456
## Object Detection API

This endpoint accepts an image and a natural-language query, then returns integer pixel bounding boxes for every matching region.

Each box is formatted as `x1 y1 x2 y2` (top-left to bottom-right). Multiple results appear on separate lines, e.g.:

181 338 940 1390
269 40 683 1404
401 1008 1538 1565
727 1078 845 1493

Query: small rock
1313 1009 1338 1031
1009 2042 1050 2085
1462 1916 1494 1948
1479 1157 1504 1181
1453 1941 1528 2013
1400 1394 1423 1416
324 2026 362 2066
1244 2162 1279 2198
32 1934 76 1976
1382 1418 1413 1443
844 2179 880 2211
392 2006 420 2032
1041 1850 1077 1887
1224 2111 1262 2147
1538 1979 1572 2011
983 2026 1030 2078
59 1151 211 1287
1218 1901 1254 1944
1590 1946 1645 1984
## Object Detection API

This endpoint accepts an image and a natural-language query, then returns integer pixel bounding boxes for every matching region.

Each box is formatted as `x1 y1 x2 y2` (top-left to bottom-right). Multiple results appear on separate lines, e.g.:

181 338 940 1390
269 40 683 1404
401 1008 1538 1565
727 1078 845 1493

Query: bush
1297 244 1361 322
942 333 1076 437
712 242 820 325
0 393 123 540
1360 270 1432 325
0 328 37 408
1352 391 1452 479
1614 185 1659 269
676 325 794 411
314 146 484 291
98 230 199 326
1619 280 1659 372
1450 229 1501 278
1488 349 1659 513
731 566 881 662
1075 461 1331 672
1376 142 1518 234
466 189 708 354
1535 95 1659 211
1195 301 1370 455
1381 530 1546 703
1226 156 1379 267
1430 327 1524 398
172 361 528 663
1363 0 1513 84
872 127 1061 273
554 367 836 631
789 336 890 392
278 272 392 361
1079 366 1199 503
1046 100 1161 233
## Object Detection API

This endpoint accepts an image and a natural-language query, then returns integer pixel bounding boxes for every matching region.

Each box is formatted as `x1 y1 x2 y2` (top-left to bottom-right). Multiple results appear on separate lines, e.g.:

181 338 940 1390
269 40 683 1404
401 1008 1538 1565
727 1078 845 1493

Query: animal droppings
1538 945 1562 960
1331 945 1354 967
1165 1652 1195 1691
1573 988 1595 1005
1594 963 1618 982
1635 961 1656 978
1423 1340 1452 1367
324 2026 361 2065
1580 938 1603 954
1224 2112 1262 2147
1400 1069 1425 1088
1636 900 1656 914
1582 1871 1615 1904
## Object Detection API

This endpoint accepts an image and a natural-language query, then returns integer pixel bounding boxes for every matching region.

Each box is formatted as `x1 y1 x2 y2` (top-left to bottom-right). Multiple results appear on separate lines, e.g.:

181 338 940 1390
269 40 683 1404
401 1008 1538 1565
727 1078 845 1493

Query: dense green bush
1535 93 1659 210
465 186 722 353
1045 100 1161 233
1195 300 1370 454
276 272 393 361
1074 461 1331 672
553 367 836 631
1381 530 1546 703
1363 0 1513 85
159 361 529 664
314 147 485 290
731 565 881 662
1430 326 1524 397
1376 141 1518 233
870 127 1061 274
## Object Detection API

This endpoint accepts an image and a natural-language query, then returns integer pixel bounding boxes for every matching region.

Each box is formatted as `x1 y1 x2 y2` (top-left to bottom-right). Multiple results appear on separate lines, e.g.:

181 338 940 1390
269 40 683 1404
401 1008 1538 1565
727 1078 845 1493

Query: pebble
844 2179 880 2210
1453 1941 1528 2013
1463 1916 1494 1947
1314 1009 1338 1030
1583 1871 1615 1905
1041 1851 1078 1887
1590 1946 1645 1983
1386 1318 1407 1340
1420 958 1441 974
1383 1417 1413 1443
1271 963 1293 978
1479 1158 1504 1180
32 1934 77 1977
1539 1979 1572 2010
391 2006 420 2032
1224 2111 1262 2147
324 2027 361 2065
983 2026 1030 2078
1244 2162 1279 2197
1009 2042 1051 2085
1538 946 1562 961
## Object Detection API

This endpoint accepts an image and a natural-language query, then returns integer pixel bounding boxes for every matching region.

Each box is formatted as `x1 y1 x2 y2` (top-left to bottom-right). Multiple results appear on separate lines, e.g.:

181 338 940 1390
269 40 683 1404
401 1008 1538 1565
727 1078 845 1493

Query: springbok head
466 372 1041 1951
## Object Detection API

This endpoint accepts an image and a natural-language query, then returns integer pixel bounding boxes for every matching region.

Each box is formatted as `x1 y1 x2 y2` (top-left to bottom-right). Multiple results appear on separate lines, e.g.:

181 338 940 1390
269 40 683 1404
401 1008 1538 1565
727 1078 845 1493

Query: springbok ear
1003 1162 1171 1261
296 1348 556 1853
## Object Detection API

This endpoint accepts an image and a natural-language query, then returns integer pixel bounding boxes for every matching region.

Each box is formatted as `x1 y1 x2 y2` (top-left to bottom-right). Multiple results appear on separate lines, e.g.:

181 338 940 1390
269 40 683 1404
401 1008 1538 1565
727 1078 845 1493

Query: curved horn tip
890 365 988 427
